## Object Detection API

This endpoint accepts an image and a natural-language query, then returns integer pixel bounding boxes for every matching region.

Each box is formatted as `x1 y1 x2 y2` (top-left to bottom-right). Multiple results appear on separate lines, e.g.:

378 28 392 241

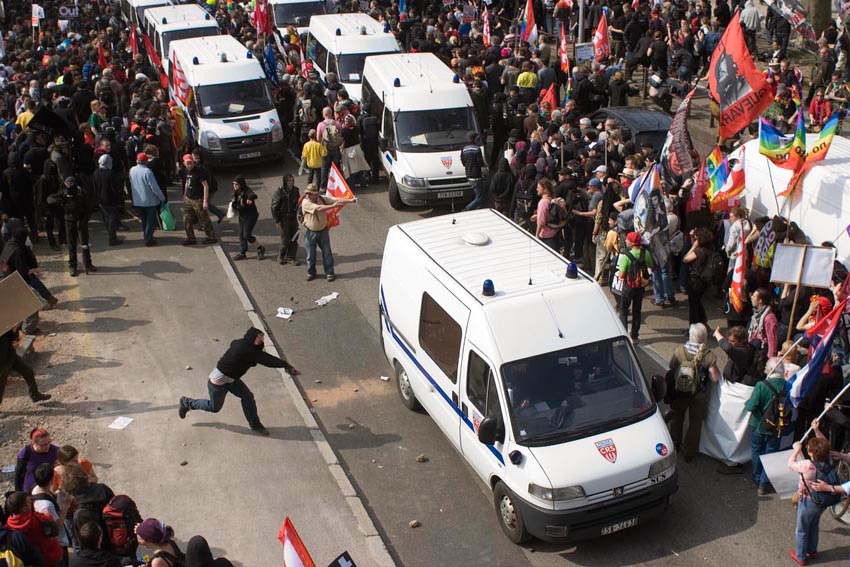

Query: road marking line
211 241 396 567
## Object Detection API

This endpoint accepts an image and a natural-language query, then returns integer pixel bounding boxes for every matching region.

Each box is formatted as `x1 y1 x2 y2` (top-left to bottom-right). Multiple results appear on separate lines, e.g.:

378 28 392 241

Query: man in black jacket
0 522 45 567
178 328 299 436
0 328 51 407
270 175 300 265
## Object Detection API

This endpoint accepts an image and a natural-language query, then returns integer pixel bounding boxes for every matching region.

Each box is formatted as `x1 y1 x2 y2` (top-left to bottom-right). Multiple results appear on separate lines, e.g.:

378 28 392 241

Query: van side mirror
651 374 666 402
478 416 498 445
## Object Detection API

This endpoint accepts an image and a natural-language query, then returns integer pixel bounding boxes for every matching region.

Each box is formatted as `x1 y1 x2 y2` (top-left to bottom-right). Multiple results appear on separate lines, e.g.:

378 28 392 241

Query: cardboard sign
461 4 475 23
327 551 357 567
32 3 40 26
769 244 835 288
0 273 44 336
574 42 594 62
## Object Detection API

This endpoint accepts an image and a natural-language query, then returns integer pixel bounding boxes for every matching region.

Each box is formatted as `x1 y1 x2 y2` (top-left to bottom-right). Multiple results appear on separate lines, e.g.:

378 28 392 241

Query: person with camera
46 176 96 277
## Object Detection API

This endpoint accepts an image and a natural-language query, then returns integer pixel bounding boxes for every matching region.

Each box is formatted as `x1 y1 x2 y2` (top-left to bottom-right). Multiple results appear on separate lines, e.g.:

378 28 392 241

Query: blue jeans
652 261 674 304
186 379 260 429
238 215 258 254
751 429 781 487
320 151 341 190
25 273 51 301
138 206 158 243
796 496 824 560
208 202 226 221
304 228 334 276
463 178 485 211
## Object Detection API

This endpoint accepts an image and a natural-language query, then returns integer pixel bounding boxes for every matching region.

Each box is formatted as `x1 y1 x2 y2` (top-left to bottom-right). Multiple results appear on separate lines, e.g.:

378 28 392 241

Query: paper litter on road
1 465 15 473
380 376 390 382
315 292 339 306
276 307 294 319
108 416 134 430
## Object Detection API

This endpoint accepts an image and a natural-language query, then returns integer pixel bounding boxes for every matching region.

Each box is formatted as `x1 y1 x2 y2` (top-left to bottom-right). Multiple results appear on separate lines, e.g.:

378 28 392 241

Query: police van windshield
272 1 325 27
336 52 394 83
162 27 219 59
196 80 273 118
394 107 476 152
501 337 654 447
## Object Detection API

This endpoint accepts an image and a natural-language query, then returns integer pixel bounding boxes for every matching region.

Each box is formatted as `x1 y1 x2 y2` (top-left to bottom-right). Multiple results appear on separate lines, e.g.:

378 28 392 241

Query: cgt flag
593 14 610 62
325 161 355 229
729 219 747 313
660 88 699 190
708 11 773 139
278 517 316 567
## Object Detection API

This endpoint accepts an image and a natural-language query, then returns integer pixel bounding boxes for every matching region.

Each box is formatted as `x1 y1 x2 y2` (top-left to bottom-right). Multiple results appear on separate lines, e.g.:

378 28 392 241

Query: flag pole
802 379 850 443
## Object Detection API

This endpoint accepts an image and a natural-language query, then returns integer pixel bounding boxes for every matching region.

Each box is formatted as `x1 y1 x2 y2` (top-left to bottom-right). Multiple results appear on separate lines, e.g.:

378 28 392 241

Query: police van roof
363 52 471 111
129 0 169 9
169 36 265 86
145 4 215 30
309 14 399 54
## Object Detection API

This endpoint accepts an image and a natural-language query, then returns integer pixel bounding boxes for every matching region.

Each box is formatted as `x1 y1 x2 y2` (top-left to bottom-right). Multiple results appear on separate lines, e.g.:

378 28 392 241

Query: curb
211 245 397 567
15 335 36 359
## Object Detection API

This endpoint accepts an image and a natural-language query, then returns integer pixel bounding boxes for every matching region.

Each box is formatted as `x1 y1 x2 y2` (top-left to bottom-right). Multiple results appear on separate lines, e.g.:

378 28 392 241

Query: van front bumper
201 139 284 165
514 471 678 543
398 179 476 207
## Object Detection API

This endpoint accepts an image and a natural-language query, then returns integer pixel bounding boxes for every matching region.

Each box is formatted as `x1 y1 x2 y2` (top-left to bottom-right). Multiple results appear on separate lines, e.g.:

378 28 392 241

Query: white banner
699 380 755 465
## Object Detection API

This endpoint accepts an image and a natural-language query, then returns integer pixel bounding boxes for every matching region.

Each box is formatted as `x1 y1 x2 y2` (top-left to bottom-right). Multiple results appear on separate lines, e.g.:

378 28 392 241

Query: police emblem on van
595 438 617 463
239 123 250 133
441 156 452 169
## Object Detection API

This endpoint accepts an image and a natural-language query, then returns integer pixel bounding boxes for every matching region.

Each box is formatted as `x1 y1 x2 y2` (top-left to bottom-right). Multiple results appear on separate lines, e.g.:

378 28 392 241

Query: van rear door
414 272 469 449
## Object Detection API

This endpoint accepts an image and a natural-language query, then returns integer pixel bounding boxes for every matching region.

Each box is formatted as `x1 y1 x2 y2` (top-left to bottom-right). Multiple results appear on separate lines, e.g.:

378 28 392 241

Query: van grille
223 134 268 151
428 177 468 188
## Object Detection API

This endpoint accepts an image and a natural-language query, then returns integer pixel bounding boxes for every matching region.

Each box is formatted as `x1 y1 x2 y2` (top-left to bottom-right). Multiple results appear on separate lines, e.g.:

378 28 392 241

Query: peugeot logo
612 486 624 497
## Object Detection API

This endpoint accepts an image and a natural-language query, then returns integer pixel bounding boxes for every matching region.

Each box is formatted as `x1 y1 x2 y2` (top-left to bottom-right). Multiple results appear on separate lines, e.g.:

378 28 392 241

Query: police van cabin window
418 293 462 384
468 351 505 441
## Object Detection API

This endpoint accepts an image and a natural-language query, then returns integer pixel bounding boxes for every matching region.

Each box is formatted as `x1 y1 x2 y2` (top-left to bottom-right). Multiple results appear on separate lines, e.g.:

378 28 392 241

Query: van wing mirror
651 374 666 402
478 416 498 445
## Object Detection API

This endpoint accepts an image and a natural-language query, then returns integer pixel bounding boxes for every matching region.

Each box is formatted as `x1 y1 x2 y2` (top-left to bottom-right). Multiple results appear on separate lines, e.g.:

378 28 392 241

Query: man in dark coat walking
178 328 299 436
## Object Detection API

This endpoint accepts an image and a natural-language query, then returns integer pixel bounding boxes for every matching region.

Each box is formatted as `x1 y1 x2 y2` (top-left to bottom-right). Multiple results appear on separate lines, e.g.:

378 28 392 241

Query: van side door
415 275 468 449
459 346 506 480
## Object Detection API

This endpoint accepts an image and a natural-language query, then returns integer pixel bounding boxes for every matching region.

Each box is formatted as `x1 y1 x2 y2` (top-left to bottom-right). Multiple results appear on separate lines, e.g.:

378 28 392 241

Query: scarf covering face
748 304 770 342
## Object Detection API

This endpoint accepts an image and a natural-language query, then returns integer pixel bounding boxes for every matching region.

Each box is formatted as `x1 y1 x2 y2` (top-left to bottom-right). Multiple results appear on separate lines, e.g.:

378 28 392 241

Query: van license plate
600 517 638 536
239 151 261 159
437 191 464 199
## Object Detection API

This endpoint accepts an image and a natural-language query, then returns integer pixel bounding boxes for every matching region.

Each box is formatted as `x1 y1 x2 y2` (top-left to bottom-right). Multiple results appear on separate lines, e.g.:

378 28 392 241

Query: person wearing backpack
70 522 129 567
788 425 834 566
0 516 45 567
31 464 73 561
683 226 713 328
316 108 343 191
745 358 793 496
270 174 301 266
5 491 63 566
532 179 563 250
667 323 721 462
64 465 115 550
615 231 653 342
135 519 184 567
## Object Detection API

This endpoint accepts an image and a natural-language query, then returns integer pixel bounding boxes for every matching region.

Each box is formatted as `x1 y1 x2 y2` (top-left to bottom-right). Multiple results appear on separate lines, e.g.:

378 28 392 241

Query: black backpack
546 199 567 228
152 542 186 567
759 380 793 437
806 460 843 509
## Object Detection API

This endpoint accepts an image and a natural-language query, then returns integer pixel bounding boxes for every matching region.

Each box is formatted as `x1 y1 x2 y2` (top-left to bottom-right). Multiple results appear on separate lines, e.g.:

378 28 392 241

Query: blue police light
192 56 199 65
335 28 341 36
205 13 210 19
246 50 253 58
452 73 460 83
393 78 400 87
161 17 167 24
565 262 578 279
482 279 495 297
384 23 390 33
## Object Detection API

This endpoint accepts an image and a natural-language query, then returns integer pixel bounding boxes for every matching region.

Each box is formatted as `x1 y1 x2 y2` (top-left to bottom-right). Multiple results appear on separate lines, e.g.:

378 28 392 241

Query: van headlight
401 175 427 188
648 453 676 478
528 483 586 502
271 122 283 142
206 132 222 151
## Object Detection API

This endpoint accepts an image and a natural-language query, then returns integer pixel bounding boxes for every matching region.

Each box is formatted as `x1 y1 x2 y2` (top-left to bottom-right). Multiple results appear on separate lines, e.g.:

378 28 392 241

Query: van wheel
395 361 420 411
493 481 531 544
388 178 404 210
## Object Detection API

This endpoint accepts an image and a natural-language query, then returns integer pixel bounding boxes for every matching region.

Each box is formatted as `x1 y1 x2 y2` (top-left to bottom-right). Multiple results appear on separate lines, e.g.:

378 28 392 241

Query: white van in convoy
120 0 169 30
379 209 677 543
270 0 329 35
168 35 284 165
144 4 219 79
361 53 483 209
304 13 399 102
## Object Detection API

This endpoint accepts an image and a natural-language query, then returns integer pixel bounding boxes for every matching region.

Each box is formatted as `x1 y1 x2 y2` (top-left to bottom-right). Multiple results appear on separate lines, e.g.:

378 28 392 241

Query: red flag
592 14 610 62
172 51 190 104
540 83 556 112
253 0 272 37
325 161 354 229
687 158 706 213
129 25 138 59
838 273 850 305
97 41 107 69
299 43 309 78
482 6 491 47
708 12 773 139
559 23 570 75
729 219 747 313
277 518 315 567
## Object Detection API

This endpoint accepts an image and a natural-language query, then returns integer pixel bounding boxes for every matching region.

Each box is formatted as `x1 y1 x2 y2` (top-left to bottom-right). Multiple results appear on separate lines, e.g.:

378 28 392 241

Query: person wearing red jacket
809 88 832 131
5 491 63 566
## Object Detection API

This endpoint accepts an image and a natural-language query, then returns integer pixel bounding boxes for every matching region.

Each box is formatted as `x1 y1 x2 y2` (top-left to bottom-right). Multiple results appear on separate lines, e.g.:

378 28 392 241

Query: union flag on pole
559 23 570 75
729 219 746 313
325 161 355 229
482 6 491 47
172 51 190 104
278 517 315 567
593 14 610 62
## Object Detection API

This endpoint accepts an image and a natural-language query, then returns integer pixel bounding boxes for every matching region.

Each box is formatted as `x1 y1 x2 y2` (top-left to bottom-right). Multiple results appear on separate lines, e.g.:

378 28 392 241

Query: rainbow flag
758 117 794 168
704 146 728 201
806 111 839 164
787 108 807 171
521 0 538 45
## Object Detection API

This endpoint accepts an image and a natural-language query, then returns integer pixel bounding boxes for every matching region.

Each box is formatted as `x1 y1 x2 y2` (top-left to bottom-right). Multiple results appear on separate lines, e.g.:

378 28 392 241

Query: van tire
388 177 403 210
493 481 531 544
395 361 421 411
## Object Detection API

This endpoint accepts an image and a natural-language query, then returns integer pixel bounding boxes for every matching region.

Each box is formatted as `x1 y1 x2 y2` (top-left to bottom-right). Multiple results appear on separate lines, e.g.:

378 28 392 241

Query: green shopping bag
159 203 176 231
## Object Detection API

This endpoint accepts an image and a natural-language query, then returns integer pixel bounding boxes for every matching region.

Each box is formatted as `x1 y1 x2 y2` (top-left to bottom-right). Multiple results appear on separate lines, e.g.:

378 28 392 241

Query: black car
588 107 672 153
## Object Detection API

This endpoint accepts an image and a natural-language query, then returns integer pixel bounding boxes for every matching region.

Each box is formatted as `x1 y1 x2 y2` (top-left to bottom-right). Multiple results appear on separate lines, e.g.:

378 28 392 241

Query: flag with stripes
787 300 847 407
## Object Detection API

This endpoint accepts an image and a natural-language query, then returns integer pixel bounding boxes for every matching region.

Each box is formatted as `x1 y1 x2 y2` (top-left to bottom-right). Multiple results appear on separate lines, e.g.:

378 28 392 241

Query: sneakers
145 239 158 247
278 257 288 265
178 397 188 419
251 423 270 436
108 238 124 246
757 485 775 496
202 237 217 244
789 550 807 566
306 274 316 281
233 253 247 261
31 393 51 403
46 295 59 307
182 239 197 246
327 274 337 282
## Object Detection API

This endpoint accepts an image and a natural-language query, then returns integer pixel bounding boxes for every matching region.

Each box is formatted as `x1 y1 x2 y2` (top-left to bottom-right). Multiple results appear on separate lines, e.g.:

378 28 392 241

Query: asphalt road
208 145 850 566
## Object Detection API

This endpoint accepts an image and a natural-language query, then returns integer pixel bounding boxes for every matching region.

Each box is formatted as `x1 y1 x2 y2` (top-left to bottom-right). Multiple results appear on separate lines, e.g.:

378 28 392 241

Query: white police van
304 13 399 102
269 0 330 36
379 209 677 543
361 52 484 209
168 35 284 165
144 4 220 80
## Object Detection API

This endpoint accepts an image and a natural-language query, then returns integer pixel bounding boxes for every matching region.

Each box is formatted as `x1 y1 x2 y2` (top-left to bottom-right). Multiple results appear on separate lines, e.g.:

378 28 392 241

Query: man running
178 328 299 436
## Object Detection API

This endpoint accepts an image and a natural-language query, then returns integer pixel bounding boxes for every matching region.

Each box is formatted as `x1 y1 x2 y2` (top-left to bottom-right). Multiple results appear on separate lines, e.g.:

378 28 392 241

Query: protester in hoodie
0 516 46 567
92 154 124 246
0 222 58 305
63 464 115 545
70 522 128 567
185 535 234 567
46 176 97 277
5 491 63 566
178 328 300 436
270 174 300 265
230 175 263 261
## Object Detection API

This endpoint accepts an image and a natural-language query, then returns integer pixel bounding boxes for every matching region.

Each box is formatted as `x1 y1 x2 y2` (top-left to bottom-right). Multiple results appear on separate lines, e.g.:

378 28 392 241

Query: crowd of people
0 0 849 562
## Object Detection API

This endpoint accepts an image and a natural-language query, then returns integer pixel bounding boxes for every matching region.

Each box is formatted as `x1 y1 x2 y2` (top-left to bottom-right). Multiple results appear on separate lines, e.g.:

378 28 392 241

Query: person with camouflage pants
181 154 217 245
